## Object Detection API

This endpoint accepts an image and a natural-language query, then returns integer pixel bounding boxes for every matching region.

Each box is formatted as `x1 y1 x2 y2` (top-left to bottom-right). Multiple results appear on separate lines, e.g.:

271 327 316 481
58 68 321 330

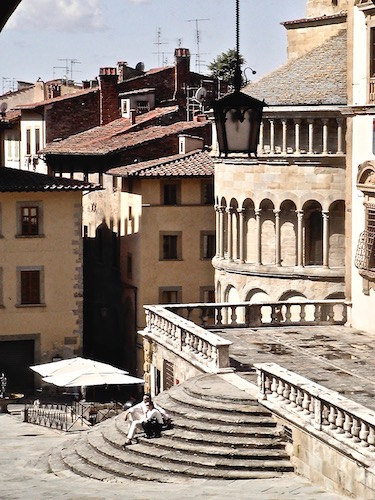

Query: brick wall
45 90 100 143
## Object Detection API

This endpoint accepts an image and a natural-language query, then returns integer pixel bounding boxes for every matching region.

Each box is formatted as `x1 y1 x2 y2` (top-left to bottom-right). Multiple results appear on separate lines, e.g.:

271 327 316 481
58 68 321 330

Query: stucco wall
0 190 83 362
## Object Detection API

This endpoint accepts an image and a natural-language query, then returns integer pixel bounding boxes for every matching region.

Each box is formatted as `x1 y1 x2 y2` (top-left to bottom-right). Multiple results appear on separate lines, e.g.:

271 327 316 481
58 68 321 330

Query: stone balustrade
143 305 232 373
255 362 375 455
259 114 345 156
165 299 348 329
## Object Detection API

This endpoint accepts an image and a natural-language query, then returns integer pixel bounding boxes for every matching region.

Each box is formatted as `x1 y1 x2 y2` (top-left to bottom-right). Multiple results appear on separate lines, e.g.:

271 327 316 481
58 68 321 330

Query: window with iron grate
355 206 375 270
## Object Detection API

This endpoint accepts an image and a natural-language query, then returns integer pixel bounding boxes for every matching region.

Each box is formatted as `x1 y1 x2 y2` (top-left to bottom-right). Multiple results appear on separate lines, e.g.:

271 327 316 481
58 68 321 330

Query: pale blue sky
0 0 306 91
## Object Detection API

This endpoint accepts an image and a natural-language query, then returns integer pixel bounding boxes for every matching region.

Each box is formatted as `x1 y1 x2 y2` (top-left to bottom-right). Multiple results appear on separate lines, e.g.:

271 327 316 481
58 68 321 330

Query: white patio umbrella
30 357 129 378
42 371 144 388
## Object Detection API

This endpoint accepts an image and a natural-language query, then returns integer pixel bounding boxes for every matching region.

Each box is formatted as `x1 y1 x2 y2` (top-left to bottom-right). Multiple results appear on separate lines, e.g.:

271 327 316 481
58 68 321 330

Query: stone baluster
313 398 322 430
343 413 353 438
255 208 262 265
302 392 311 415
271 377 278 398
351 417 361 443
308 118 314 154
368 426 375 451
289 385 297 407
335 409 345 434
359 422 370 447
328 406 337 429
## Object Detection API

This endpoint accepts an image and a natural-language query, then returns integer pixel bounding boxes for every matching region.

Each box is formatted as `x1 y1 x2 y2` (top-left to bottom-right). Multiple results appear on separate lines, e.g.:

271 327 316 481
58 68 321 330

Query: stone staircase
48 373 294 482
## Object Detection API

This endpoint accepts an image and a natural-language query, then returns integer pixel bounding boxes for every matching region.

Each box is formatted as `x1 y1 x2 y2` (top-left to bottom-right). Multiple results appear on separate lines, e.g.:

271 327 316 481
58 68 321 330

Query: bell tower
306 0 349 18
284 0 349 61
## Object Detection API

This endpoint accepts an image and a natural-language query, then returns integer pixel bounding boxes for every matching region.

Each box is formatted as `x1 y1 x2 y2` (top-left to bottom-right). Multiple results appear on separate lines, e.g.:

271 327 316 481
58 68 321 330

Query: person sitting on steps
124 400 163 445
123 393 172 429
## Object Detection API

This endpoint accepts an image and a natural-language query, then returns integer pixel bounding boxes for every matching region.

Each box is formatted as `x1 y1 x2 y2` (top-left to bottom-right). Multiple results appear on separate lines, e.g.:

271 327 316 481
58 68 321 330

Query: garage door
0 340 35 394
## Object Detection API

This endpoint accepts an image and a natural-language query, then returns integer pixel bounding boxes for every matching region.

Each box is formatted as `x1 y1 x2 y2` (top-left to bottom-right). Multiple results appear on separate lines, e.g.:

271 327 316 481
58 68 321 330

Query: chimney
130 109 136 125
99 67 120 125
117 61 128 83
174 48 190 108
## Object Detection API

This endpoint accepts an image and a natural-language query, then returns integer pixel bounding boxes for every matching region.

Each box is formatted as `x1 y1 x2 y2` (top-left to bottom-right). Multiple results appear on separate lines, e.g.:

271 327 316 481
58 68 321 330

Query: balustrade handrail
163 299 348 328
143 305 232 373
255 362 375 455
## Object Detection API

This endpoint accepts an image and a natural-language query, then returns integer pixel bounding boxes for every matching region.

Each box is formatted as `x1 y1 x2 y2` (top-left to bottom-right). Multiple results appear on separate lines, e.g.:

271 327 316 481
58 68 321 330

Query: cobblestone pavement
0 408 346 500
217 325 375 410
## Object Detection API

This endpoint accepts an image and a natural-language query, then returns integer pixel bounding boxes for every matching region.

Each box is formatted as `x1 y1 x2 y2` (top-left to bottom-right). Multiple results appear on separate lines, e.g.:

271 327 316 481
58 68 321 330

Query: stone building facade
213 0 347 305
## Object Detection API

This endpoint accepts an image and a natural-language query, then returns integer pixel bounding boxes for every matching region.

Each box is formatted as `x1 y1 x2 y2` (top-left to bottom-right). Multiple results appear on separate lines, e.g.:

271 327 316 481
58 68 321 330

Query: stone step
102 419 287 458
111 414 285 449
84 431 291 480
165 413 279 436
155 383 269 416
155 391 274 424
48 373 294 482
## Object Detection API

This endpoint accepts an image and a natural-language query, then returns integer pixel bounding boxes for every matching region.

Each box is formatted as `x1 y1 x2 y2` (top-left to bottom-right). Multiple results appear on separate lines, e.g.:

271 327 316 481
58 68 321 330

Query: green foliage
207 48 245 86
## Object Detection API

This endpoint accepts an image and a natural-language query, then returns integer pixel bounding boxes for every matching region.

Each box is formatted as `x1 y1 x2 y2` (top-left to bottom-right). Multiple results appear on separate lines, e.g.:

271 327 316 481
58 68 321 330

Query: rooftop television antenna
153 27 168 67
186 18 209 73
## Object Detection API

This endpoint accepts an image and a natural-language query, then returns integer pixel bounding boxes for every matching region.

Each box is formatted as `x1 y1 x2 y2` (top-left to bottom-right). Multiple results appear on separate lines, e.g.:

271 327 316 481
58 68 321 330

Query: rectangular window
35 128 40 153
21 206 39 235
159 287 182 304
20 270 41 305
162 181 180 205
201 232 216 259
26 129 31 155
201 181 214 205
160 232 182 260
371 28 375 77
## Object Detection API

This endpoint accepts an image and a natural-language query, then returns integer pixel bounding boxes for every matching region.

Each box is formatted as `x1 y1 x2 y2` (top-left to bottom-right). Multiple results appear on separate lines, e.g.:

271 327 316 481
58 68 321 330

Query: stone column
322 211 329 268
274 209 281 266
281 119 287 155
270 119 275 154
336 118 343 154
322 118 328 154
308 119 314 154
258 121 264 155
214 205 220 258
255 209 262 265
226 207 234 262
296 210 304 267
219 206 225 259
238 208 245 263
294 119 301 154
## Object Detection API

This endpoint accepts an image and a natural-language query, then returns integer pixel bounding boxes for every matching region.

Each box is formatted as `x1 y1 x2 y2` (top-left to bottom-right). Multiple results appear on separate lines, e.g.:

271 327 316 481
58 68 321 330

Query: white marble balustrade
143 305 232 373
166 300 348 328
255 362 375 454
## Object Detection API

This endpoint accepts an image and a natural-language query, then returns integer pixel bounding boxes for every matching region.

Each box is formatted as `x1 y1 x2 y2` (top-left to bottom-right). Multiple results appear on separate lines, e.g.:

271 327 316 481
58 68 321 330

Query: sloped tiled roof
0 167 99 192
243 30 347 106
42 114 209 156
107 150 214 178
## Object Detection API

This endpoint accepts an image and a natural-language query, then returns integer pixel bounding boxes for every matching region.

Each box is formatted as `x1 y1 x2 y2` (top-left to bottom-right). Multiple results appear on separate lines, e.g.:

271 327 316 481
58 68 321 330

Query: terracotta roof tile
243 30 347 106
0 167 99 192
107 150 214 178
42 109 208 156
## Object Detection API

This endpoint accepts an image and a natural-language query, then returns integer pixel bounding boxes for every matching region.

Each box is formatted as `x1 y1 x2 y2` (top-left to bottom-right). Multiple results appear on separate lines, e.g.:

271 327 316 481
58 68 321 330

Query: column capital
255 208 262 217
322 210 329 219
273 209 281 217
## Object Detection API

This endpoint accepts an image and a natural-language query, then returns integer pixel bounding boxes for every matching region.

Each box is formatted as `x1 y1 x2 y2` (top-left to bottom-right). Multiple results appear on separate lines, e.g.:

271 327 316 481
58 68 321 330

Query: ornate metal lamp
213 0 265 157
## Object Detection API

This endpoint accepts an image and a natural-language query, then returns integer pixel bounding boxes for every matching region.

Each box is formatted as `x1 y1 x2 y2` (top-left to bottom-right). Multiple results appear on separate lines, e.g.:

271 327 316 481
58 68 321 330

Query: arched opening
304 201 323 266
280 200 297 267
